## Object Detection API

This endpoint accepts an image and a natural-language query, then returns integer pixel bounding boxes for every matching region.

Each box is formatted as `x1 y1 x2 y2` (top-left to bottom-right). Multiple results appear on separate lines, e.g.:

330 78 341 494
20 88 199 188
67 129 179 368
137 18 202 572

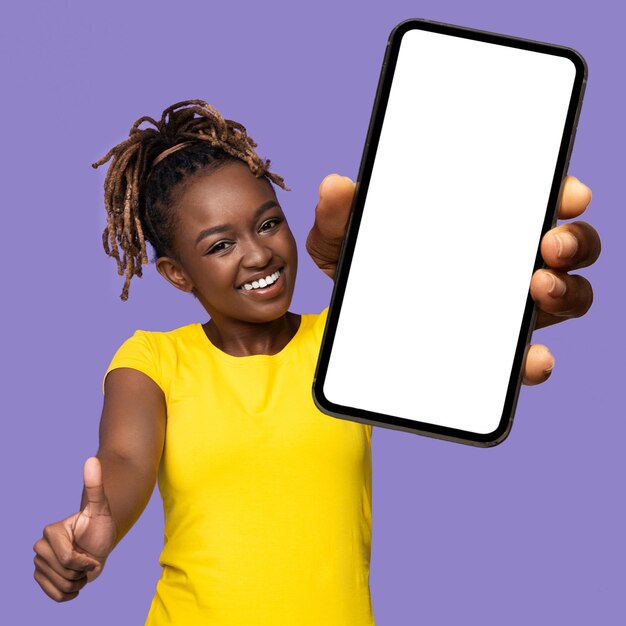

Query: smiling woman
153 161 300 350
90 100 289 302
32 99 376 626
32 96 600 626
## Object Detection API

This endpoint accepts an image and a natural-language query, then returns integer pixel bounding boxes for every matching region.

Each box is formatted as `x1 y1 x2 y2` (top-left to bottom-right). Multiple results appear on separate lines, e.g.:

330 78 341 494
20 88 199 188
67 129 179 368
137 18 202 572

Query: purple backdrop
4 0 622 624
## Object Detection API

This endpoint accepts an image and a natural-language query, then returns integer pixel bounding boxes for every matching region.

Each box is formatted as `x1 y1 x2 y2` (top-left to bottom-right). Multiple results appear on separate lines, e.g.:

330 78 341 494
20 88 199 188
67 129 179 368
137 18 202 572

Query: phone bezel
312 18 587 447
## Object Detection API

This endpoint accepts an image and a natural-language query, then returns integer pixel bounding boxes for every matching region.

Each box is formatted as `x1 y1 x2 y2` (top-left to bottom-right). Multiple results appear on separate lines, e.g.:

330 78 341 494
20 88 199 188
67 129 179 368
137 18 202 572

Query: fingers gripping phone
312 19 587 447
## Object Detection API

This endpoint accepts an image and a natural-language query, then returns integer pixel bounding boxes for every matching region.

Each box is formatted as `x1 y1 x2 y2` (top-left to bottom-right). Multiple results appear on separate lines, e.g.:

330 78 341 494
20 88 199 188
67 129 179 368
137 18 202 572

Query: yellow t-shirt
102 308 374 625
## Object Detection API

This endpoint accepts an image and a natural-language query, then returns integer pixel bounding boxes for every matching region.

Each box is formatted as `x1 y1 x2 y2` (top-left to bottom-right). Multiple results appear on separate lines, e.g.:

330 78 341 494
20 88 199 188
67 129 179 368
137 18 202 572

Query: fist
33 457 117 602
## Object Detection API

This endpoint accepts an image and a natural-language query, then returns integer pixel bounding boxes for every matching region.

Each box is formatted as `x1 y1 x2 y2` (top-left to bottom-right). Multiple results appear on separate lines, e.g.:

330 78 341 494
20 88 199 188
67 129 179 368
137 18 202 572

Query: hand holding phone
313 19 588 446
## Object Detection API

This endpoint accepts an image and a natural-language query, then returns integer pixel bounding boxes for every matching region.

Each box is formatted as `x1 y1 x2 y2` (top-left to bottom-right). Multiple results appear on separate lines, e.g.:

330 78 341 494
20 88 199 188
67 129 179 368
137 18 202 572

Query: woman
33 100 600 625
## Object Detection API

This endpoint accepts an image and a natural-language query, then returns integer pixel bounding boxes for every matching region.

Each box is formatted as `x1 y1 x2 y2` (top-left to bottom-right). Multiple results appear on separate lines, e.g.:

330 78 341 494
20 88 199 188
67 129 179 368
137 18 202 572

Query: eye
206 240 233 255
260 217 282 232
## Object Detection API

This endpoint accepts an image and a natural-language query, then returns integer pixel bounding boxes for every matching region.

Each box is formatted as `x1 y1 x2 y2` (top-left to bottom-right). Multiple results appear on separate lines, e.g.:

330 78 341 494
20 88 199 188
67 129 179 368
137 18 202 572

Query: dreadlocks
92 99 288 301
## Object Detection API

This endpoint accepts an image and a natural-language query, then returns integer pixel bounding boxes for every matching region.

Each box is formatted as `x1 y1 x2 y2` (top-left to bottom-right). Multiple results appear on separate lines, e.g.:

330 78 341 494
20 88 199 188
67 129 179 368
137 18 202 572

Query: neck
202 312 301 357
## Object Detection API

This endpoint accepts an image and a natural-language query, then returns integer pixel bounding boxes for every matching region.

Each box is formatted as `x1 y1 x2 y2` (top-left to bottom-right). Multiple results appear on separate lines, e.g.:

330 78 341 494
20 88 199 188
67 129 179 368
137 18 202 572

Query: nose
241 235 273 269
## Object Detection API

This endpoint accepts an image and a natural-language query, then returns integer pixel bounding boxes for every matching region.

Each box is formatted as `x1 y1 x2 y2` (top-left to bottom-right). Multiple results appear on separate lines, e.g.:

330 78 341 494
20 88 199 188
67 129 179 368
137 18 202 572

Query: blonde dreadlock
92 99 288 301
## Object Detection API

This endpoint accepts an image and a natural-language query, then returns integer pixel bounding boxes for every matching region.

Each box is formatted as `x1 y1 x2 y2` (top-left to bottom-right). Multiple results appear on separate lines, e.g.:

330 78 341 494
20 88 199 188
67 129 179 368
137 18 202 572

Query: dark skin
155 162 301 356
33 162 600 601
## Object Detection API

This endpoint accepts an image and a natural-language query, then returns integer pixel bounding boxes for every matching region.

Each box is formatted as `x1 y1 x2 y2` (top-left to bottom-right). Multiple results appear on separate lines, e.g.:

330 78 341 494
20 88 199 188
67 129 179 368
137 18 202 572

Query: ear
155 256 195 293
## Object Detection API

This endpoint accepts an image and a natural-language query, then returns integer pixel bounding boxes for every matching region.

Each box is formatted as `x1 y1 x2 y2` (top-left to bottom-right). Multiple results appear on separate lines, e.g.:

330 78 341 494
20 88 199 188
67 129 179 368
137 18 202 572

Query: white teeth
240 269 281 291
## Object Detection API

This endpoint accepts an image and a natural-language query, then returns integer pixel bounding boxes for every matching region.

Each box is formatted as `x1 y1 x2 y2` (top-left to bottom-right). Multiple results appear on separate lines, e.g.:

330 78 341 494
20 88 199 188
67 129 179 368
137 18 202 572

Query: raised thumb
71 457 116 562
83 456 111 516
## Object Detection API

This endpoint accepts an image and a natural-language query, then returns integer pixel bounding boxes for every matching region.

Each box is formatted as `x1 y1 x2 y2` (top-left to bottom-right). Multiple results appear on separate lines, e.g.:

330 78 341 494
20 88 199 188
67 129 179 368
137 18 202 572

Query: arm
84 367 166 548
33 367 166 602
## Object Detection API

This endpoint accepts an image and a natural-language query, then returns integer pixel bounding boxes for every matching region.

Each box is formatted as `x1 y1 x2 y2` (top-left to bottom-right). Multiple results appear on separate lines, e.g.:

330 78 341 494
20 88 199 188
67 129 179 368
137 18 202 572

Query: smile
238 268 282 291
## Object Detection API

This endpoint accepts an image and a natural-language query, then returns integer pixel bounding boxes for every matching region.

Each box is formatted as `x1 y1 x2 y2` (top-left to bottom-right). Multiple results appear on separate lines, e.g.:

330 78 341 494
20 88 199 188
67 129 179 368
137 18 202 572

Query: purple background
3 0 622 624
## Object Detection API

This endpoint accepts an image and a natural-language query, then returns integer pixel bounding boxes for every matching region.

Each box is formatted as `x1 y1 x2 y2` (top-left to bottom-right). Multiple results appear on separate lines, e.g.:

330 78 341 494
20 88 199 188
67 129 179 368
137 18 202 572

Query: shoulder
103 323 199 396
311 306 329 333
119 321 201 349
110 323 197 364
298 306 330 346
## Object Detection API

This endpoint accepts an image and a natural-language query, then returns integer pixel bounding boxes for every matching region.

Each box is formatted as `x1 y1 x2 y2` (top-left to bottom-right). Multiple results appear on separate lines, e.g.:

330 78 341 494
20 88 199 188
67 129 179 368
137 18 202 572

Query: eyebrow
195 200 279 245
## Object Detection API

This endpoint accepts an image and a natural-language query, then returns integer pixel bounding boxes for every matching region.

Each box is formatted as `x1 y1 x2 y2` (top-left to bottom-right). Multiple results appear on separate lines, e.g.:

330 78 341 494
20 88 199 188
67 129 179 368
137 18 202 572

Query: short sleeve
101 330 164 395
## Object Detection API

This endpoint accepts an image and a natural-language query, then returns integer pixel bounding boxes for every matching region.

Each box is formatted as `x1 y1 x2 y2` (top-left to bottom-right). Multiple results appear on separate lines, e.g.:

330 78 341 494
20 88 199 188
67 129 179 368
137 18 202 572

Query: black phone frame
312 18 587 447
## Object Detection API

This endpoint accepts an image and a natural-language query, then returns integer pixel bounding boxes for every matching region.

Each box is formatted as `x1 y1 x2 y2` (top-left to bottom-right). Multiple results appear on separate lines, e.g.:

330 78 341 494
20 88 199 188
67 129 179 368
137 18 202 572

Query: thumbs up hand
71 456 117 568
33 457 118 602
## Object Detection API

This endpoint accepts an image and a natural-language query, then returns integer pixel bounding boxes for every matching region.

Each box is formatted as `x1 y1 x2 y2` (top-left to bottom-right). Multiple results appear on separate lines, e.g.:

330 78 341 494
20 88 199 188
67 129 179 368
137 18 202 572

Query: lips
236 267 287 299
237 267 283 291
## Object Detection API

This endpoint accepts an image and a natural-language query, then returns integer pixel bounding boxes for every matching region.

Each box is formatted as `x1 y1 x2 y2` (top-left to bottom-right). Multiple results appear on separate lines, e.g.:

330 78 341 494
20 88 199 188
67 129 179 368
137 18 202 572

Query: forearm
80 450 157 550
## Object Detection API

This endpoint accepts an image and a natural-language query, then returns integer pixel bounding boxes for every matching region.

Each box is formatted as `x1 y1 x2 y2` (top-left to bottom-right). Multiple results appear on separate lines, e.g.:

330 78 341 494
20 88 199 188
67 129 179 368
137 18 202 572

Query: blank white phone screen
323 29 576 435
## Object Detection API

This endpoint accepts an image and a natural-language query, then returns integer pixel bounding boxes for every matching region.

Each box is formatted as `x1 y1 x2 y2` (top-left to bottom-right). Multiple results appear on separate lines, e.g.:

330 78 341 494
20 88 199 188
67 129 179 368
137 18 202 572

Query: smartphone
312 18 587 447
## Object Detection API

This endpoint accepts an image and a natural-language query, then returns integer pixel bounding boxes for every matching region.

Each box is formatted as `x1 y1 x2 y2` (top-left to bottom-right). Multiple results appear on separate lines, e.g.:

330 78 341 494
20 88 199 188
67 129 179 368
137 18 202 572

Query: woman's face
156 160 298 326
